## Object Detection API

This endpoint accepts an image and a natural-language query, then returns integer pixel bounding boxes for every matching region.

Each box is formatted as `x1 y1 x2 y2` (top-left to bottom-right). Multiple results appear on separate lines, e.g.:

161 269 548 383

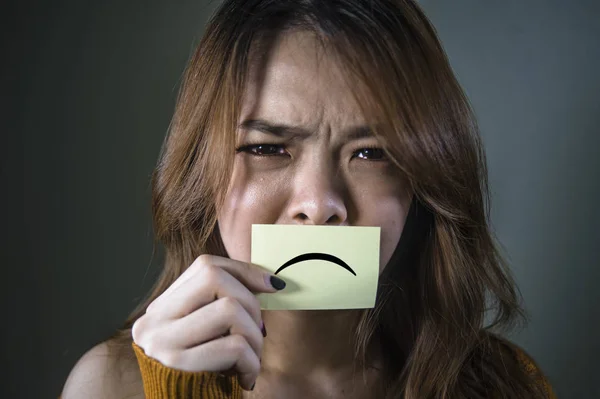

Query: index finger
200 255 286 294
150 255 285 313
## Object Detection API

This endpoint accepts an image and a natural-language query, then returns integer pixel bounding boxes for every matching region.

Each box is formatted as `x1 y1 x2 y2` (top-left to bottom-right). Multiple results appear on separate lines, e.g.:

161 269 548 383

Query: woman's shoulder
61 339 143 399
483 334 556 398
512 345 556 397
495 336 547 376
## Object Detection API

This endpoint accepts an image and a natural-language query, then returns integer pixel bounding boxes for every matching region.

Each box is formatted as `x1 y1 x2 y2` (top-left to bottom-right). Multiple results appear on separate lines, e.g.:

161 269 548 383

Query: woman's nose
285 161 348 226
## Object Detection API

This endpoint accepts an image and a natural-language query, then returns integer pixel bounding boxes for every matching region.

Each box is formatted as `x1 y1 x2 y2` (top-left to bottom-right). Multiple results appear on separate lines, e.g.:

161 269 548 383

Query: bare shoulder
61 340 143 399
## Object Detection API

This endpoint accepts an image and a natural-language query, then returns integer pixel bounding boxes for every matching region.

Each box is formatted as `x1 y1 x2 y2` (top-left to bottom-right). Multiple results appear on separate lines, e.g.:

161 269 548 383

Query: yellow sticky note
251 224 380 310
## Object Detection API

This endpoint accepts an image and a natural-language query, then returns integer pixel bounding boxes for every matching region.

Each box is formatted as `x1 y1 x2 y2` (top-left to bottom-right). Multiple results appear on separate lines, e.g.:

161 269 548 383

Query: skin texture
218 31 411 397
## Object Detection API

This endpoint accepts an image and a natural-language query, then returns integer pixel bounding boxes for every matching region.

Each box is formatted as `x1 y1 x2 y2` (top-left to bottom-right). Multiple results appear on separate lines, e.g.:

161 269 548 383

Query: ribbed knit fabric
516 349 557 398
132 342 242 398
131 341 556 398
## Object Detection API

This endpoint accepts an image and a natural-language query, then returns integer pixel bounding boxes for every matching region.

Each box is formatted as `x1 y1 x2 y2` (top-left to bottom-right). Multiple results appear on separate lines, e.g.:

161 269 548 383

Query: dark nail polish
270 275 286 290
261 321 267 337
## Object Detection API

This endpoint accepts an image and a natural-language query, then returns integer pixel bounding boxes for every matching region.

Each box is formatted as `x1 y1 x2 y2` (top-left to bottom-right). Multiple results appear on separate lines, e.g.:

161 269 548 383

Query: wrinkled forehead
240 30 367 130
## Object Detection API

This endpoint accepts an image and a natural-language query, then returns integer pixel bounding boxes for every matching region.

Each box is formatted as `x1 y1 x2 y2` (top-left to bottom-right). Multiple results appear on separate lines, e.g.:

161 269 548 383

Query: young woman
62 0 556 398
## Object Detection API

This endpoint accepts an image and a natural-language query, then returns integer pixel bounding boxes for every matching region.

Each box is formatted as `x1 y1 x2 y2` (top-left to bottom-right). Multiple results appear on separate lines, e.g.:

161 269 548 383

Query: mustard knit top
126 342 556 398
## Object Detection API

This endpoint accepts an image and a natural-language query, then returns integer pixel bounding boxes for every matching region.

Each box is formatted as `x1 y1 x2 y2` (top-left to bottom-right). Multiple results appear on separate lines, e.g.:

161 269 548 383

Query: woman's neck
260 309 377 379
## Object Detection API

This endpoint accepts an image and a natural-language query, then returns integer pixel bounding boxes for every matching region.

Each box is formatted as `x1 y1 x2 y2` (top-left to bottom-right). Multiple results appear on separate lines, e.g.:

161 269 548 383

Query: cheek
218 161 288 261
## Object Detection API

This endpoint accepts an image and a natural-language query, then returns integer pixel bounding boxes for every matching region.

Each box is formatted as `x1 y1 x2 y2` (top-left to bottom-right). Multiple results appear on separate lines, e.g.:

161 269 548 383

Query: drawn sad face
275 252 357 276
252 224 380 310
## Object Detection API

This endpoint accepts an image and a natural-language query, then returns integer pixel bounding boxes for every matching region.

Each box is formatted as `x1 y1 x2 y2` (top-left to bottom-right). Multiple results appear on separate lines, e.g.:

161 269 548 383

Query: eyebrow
238 119 376 140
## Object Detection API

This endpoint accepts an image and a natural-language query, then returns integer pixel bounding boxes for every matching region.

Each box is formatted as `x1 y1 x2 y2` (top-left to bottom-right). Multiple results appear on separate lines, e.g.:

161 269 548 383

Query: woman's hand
132 254 285 391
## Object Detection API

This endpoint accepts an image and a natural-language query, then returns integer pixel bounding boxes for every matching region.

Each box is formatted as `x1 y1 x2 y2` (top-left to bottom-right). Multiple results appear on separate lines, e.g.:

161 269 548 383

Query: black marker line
274 253 357 276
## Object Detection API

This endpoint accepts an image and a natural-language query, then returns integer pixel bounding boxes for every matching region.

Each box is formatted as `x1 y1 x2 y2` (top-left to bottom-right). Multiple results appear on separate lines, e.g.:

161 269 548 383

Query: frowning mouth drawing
274 253 357 276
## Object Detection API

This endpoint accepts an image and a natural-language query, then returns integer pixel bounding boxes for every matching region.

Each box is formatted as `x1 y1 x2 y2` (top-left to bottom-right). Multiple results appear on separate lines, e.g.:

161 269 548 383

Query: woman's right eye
236 144 288 157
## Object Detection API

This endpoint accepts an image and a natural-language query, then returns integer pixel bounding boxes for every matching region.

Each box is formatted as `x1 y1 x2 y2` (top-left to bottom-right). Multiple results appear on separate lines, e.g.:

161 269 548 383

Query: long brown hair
110 0 550 397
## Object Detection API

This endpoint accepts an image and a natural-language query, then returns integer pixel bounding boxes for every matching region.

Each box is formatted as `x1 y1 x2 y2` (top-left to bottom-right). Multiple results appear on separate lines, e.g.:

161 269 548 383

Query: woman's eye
353 147 387 161
237 144 287 156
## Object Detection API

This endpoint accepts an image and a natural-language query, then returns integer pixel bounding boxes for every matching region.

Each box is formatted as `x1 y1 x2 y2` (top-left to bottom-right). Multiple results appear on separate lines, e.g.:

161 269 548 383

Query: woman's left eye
352 147 387 161
236 144 288 156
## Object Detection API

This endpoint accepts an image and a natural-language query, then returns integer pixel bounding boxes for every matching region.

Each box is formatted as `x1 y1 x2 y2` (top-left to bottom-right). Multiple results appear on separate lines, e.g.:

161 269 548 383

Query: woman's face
218 31 411 273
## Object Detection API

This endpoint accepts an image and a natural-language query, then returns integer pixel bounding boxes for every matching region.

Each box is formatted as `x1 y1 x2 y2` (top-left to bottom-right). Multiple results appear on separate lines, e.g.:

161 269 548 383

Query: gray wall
4 1 598 398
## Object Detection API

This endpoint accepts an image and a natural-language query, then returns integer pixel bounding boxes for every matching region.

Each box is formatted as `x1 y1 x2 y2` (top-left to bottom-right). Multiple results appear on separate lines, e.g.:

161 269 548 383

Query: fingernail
269 275 286 290
251 381 256 391
261 321 267 337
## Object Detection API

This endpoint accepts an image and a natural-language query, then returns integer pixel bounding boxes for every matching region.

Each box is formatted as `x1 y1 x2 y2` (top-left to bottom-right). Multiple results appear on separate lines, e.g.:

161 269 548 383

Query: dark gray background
3 0 598 398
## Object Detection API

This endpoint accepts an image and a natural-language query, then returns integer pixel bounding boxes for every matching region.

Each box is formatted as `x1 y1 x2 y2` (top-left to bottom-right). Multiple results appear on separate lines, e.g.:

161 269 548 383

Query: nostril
298 213 309 221
326 215 340 224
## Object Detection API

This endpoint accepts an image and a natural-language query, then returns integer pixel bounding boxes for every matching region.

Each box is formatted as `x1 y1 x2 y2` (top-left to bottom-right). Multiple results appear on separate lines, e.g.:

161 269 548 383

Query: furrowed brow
238 119 310 138
345 125 375 140
238 118 381 142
